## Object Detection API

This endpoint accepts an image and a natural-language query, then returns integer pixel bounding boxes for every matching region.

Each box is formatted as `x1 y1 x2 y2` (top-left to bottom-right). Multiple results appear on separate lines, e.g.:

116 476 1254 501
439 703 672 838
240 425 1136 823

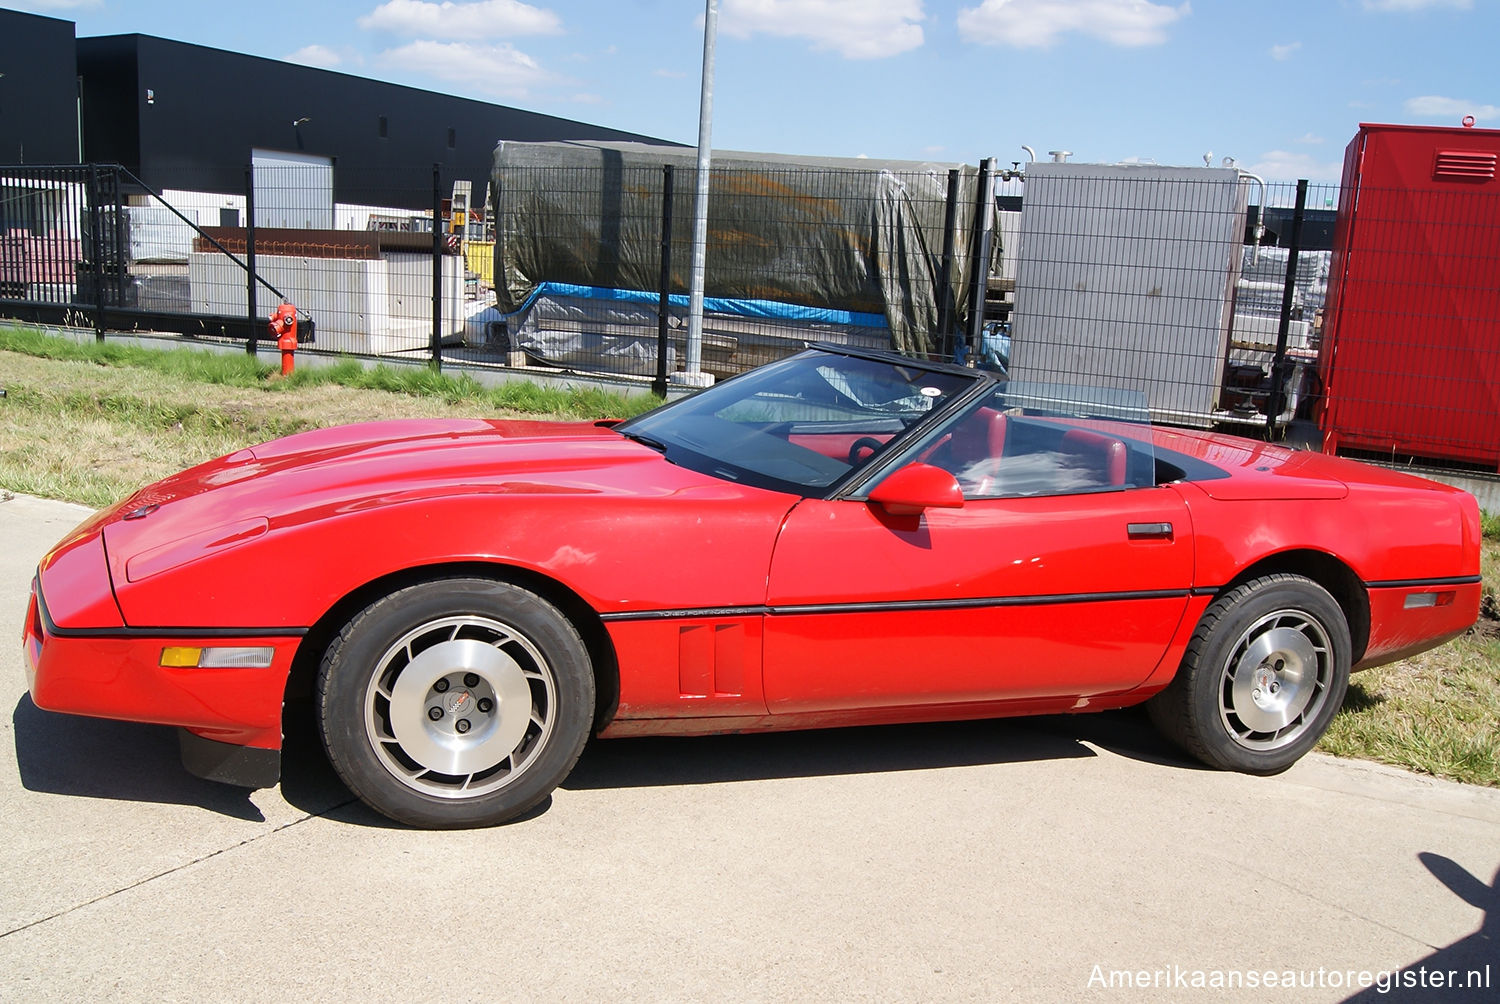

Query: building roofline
76 30 674 144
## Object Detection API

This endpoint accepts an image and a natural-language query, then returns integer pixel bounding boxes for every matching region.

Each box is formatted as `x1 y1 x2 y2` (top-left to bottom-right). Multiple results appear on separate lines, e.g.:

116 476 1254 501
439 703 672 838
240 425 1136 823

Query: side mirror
866 463 964 517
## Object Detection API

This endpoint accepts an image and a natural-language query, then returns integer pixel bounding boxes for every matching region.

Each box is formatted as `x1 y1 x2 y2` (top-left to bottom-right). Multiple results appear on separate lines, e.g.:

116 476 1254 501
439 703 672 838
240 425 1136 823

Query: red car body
22 347 1482 827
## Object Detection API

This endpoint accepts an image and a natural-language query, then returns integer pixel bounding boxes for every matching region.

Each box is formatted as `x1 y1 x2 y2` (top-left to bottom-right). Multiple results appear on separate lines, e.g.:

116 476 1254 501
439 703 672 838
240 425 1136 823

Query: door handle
1127 522 1174 540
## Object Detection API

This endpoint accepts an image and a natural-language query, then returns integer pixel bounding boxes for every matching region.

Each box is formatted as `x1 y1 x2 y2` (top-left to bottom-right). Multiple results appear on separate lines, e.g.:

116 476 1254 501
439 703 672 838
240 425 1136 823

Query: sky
8 0 1499 182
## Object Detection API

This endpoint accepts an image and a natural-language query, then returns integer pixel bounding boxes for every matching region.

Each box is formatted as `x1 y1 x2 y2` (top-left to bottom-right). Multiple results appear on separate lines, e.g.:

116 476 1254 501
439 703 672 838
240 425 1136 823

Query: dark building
0 9 82 164
76 34 672 209
1 8 671 209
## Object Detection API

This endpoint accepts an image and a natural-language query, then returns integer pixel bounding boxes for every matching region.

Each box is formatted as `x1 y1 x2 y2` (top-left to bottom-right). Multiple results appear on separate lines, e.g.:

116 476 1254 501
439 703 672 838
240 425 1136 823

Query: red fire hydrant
269 303 298 376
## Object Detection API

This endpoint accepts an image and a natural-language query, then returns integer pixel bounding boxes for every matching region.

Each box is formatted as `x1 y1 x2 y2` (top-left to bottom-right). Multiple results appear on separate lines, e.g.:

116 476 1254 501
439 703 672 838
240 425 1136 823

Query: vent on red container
1432 150 1498 180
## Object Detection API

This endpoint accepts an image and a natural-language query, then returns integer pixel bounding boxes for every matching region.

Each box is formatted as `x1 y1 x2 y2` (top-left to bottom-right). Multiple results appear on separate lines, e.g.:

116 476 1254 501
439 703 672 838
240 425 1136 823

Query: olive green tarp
490 141 990 356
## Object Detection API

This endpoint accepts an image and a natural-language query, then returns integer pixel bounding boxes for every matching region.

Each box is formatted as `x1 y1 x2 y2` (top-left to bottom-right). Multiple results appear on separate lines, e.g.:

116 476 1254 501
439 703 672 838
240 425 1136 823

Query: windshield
617 349 977 495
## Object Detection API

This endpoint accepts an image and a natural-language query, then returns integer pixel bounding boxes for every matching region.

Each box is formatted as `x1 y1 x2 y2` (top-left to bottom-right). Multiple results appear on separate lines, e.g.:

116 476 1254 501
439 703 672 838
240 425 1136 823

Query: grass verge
0 326 659 424
0 328 658 507
2 326 1497 785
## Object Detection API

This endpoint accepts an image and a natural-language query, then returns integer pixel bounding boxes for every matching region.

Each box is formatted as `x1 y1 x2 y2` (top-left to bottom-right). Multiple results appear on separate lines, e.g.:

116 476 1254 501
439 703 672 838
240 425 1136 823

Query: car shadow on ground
560 706 1202 791
11 695 272 822
12 691 1206 827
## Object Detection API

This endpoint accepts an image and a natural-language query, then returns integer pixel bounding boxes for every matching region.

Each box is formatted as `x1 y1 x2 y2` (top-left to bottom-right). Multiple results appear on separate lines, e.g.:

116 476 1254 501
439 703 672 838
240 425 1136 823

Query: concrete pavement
2 490 1496 1002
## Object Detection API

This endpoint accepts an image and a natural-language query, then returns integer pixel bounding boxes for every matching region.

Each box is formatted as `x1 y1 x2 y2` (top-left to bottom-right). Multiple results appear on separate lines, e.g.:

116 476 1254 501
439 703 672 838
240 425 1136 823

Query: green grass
0 326 658 507
0 326 661 420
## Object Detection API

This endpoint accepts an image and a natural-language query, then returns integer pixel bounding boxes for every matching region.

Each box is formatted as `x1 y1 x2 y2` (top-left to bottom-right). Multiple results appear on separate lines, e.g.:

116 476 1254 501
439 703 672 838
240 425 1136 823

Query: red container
1319 122 1500 469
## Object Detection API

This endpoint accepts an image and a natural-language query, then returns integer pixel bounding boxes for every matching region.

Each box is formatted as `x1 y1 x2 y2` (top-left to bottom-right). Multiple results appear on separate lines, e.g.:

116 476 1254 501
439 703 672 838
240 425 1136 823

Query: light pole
675 0 718 388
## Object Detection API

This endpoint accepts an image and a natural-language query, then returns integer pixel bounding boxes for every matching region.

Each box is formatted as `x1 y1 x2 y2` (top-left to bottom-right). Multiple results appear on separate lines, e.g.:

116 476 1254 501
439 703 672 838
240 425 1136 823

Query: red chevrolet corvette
24 346 1482 827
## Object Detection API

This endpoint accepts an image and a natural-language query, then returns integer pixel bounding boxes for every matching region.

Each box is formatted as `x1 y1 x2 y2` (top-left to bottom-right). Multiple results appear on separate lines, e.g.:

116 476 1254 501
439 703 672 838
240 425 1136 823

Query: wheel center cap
446 690 475 715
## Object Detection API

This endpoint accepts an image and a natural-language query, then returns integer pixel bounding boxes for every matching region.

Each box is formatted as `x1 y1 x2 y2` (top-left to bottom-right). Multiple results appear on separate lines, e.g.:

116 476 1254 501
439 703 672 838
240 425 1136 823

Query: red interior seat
1059 428 1128 486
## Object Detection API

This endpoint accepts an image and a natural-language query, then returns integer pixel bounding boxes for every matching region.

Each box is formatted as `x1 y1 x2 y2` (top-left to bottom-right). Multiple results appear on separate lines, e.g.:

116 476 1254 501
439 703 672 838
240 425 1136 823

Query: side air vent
1433 150 1497 181
677 622 745 698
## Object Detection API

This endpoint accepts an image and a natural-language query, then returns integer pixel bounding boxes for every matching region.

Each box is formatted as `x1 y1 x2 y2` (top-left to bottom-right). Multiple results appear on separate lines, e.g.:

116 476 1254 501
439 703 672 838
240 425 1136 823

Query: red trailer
1319 121 1500 469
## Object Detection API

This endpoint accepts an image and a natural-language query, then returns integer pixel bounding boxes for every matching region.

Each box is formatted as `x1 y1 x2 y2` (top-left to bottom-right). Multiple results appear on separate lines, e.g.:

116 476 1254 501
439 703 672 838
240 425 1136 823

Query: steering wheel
847 436 886 464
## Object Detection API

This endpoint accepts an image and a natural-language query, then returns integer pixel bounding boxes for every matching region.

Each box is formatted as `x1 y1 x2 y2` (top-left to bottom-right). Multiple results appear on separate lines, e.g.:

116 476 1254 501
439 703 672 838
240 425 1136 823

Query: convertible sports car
24 346 1482 827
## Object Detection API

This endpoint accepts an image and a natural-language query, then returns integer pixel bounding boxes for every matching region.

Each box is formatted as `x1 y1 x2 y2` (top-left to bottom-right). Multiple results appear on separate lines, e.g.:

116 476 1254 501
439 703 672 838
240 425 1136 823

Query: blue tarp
501 281 888 329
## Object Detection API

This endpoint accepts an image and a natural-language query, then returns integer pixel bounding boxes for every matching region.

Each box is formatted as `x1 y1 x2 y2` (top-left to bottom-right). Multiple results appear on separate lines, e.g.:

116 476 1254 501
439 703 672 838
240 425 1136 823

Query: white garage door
251 149 333 229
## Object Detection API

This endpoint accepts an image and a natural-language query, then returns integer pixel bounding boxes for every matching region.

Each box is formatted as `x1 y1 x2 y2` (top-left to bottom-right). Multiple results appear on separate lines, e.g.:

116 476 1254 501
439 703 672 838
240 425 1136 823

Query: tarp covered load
481 281 889 379
490 141 989 356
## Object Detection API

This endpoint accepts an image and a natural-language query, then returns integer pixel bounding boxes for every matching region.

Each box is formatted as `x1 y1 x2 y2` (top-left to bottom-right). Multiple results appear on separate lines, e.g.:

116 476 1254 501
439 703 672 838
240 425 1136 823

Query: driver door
760 420 1193 714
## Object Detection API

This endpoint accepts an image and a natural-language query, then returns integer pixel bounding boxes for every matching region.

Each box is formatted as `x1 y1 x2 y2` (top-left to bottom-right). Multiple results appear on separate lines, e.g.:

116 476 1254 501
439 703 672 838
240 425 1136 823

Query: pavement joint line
0 796 359 941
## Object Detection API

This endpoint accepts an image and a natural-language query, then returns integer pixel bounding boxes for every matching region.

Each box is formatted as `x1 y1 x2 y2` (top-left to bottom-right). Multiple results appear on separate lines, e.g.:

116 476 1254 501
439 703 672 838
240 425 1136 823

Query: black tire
316 577 595 828
1147 573 1351 775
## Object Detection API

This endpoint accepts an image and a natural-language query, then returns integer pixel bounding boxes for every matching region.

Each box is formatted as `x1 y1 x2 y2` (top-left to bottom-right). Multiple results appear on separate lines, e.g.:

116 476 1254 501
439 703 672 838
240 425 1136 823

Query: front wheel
317 578 595 828
1147 574 1351 775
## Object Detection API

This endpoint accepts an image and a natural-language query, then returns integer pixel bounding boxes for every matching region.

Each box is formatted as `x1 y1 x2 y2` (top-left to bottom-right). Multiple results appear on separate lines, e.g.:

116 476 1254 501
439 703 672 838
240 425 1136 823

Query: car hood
89 418 728 581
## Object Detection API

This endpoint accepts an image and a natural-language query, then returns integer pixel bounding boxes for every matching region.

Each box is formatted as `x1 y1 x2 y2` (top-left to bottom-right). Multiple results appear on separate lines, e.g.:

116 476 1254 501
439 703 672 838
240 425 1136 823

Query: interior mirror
866 463 964 516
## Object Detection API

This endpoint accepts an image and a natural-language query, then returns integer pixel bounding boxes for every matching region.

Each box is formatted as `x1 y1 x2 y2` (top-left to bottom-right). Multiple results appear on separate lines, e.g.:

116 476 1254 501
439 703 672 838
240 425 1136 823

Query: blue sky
10 0 1498 181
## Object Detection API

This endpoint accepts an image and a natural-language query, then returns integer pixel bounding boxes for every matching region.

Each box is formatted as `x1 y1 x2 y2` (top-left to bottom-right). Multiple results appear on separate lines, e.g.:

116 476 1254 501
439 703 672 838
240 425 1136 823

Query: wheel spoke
1219 606 1335 751
362 613 558 801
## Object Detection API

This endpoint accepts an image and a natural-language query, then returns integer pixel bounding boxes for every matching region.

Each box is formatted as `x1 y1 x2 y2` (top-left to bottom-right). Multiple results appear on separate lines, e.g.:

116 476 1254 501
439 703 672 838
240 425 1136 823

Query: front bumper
24 578 299 783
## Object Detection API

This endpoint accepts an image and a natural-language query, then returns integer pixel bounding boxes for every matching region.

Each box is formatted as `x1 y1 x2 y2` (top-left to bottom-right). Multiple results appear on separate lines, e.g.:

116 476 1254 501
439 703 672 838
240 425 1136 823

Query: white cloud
1404 94 1500 123
1269 41 1300 61
958 0 1189 48
286 44 343 67
720 0 925 60
1362 0 1471 11
359 0 561 40
376 40 552 98
1296 132 1324 145
1244 150 1346 184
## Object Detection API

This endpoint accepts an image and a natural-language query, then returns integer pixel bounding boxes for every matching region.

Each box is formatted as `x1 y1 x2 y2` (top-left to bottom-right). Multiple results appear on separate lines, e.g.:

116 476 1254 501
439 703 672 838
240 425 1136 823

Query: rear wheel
1148 574 1350 775
317 578 594 828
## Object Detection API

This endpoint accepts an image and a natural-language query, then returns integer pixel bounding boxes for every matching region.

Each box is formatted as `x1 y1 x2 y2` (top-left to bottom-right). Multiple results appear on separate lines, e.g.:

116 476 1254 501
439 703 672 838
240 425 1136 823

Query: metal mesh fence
485 160 979 382
2 160 1498 473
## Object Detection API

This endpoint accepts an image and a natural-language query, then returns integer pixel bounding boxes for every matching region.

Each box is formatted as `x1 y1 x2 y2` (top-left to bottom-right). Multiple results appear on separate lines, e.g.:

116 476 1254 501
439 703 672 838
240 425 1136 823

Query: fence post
431 163 443 370
1267 179 1308 436
109 166 128 326
245 167 258 356
655 163 675 397
87 164 105 342
965 158 996 361
936 168 960 361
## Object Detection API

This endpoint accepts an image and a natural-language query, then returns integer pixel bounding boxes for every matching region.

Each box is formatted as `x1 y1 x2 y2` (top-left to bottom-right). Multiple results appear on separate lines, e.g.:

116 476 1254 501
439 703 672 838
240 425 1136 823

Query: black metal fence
1003 170 1335 435
0 163 467 354
486 157 993 390
1 160 1497 472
